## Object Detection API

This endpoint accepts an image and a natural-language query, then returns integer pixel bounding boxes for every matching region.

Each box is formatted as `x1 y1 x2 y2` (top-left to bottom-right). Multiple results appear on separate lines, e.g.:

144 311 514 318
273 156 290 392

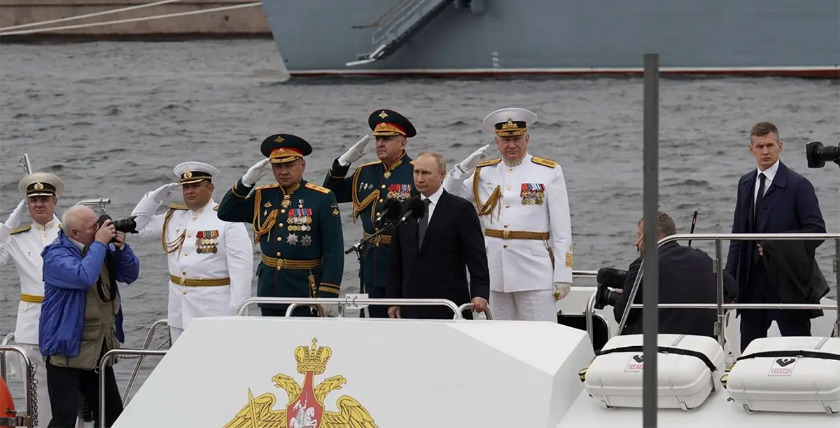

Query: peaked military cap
18 172 64 198
173 161 220 185
483 107 538 137
260 134 313 164
368 109 417 138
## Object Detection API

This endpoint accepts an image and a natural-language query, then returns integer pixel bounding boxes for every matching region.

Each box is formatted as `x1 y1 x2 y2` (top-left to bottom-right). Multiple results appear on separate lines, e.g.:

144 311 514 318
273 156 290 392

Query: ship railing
121 319 170 406
371 0 446 45
352 0 414 29
237 297 464 319
0 333 14 382
0 345 36 428
584 232 840 347
99 350 168 427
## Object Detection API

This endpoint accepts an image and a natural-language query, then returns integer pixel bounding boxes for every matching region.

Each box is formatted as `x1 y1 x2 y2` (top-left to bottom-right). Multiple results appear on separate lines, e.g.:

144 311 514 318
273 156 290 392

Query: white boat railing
121 319 170 405
99 350 167 428
236 297 464 319
0 345 36 428
612 232 840 345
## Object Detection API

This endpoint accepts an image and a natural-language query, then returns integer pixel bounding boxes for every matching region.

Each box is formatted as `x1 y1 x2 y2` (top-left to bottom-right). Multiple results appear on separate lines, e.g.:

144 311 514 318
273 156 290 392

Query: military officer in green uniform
219 134 344 316
323 109 419 318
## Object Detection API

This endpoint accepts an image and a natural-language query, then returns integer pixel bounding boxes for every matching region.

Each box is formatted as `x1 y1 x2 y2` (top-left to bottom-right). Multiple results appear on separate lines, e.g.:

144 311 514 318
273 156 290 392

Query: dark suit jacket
387 191 490 319
614 241 738 338
724 161 825 305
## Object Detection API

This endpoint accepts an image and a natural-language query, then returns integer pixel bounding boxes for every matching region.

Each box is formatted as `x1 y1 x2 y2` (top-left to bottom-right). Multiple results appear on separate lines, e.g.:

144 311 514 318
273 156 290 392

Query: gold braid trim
473 167 502 219
161 208 186 254
252 189 278 244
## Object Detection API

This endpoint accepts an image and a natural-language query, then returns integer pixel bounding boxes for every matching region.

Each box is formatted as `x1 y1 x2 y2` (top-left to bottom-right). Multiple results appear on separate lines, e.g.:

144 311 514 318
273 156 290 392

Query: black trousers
46 359 122 428
739 261 811 351
260 305 318 317
366 286 389 318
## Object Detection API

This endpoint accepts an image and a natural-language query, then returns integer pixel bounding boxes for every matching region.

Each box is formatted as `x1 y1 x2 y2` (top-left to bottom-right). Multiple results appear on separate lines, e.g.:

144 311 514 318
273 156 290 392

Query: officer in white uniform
130 162 253 342
0 172 64 427
443 108 573 321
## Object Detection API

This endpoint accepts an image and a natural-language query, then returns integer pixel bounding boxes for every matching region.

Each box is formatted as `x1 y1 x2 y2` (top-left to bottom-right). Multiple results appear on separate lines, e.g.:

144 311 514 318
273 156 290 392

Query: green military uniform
322 109 419 318
218 134 343 316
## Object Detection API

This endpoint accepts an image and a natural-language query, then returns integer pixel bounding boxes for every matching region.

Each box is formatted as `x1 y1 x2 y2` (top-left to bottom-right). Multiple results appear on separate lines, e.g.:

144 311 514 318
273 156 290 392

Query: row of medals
287 215 312 232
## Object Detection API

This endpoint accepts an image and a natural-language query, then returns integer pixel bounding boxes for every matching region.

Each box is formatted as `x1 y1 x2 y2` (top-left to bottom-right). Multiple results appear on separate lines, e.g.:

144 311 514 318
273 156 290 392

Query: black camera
593 267 627 310
98 214 138 234
806 141 840 168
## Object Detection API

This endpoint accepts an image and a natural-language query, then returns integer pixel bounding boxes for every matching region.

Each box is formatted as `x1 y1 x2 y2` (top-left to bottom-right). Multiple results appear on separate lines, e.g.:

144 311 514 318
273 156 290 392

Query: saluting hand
457 145 491 174
2 198 27 230
242 158 271 186
149 183 180 203
338 135 371 166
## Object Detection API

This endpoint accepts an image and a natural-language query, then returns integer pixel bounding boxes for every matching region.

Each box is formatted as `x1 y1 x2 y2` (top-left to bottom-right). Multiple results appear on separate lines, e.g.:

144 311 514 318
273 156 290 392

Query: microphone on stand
400 197 426 223
374 198 402 227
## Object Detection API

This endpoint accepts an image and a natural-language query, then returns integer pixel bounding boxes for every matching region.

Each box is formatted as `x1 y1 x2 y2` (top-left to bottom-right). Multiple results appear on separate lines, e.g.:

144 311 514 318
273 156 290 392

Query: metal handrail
0 345 33 427
99 349 167 427
236 297 464 319
121 319 169 405
284 304 329 317
372 0 441 45
457 303 493 320
613 232 840 345
0 333 14 381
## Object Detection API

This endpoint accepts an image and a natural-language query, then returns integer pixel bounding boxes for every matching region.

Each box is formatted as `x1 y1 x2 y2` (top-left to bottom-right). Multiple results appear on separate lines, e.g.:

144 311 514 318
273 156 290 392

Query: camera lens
112 216 138 234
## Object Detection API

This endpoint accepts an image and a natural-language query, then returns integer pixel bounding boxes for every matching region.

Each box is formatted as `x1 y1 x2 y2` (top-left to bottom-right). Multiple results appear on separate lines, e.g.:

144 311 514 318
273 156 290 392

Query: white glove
554 281 572 301
337 135 371 166
149 183 180 203
457 145 490 173
241 159 271 187
3 199 27 230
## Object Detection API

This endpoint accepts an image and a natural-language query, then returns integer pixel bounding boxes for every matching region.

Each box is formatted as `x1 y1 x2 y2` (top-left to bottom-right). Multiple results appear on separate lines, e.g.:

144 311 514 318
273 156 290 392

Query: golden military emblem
34 181 44 190
183 168 193 179
225 338 377 428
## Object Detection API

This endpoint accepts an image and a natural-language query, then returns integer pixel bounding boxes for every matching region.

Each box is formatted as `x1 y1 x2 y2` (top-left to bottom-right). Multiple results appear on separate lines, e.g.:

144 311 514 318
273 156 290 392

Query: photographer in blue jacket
39 205 140 428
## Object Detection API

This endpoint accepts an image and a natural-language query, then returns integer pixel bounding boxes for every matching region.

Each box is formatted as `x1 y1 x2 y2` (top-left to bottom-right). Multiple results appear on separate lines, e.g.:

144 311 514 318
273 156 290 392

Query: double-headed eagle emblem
224 338 377 428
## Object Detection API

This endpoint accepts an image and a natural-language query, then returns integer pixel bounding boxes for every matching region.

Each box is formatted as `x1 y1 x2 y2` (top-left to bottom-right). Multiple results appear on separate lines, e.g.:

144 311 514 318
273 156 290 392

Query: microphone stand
344 220 402 318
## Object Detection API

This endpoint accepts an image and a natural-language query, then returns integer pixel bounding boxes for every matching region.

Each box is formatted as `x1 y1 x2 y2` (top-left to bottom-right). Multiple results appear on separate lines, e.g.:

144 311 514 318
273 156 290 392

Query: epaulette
409 160 415 165
10 226 31 235
477 158 501 168
305 182 331 194
531 156 557 168
256 183 280 190
357 160 382 169
168 203 188 210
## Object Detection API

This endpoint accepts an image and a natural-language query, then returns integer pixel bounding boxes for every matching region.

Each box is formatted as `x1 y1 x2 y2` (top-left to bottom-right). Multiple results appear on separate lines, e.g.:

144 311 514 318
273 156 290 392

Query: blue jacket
39 231 140 357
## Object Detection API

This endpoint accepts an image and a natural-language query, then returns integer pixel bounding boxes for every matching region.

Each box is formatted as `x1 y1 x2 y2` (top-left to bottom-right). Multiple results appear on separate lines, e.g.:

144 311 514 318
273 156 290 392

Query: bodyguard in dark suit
724 122 826 351
387 152 490 320
614 212 738 338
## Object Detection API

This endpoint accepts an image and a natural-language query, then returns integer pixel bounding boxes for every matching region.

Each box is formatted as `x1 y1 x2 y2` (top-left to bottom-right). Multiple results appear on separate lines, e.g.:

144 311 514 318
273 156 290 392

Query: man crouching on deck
39 205 140 428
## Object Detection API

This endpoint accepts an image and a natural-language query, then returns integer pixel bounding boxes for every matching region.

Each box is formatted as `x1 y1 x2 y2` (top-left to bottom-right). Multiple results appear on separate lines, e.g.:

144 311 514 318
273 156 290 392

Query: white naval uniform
131 196 253 338
443 153 573 321
0 217 59 427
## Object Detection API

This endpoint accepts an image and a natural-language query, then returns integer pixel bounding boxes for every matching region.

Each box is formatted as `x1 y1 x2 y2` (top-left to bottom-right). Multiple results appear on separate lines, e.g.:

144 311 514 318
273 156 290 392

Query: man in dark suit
614 212 738 338
724 122 826 351
387 151 490 320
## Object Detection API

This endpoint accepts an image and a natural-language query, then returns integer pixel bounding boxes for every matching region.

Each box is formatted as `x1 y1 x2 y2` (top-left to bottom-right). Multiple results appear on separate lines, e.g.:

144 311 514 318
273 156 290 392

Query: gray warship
262 0 840 77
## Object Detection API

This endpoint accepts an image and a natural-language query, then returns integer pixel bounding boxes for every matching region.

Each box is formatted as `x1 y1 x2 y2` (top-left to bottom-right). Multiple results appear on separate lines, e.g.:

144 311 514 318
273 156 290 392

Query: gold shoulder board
305 182 331 194
10 225 31 235
531 156 557 168
256 183 280 191
214 205 219 211
477 158 502 168
358 160 382 169
168 203 188 210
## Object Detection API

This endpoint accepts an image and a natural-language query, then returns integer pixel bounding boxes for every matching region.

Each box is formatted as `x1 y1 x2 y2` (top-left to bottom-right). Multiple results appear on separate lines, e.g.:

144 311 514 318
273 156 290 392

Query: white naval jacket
0 217 61 344
132 196 253 330
443 153 573 292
